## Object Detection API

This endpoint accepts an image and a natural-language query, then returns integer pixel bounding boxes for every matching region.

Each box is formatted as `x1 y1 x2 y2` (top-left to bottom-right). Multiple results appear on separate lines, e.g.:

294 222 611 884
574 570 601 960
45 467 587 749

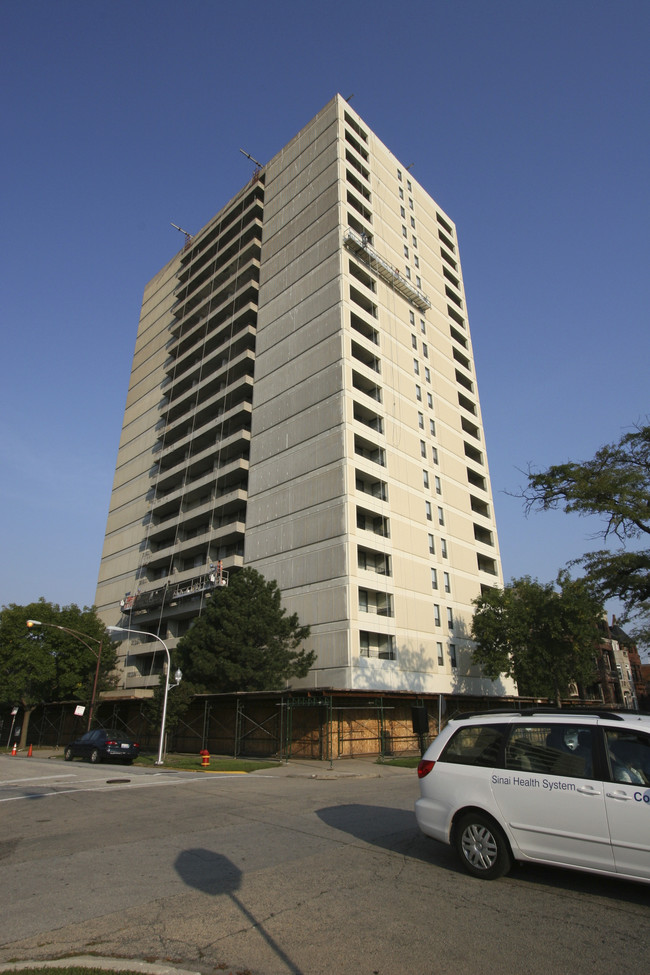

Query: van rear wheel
455 812 512 880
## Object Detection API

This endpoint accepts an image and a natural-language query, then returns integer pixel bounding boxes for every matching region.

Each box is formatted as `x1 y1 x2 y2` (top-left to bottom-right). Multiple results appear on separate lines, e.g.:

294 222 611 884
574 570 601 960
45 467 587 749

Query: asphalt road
1 754 648 975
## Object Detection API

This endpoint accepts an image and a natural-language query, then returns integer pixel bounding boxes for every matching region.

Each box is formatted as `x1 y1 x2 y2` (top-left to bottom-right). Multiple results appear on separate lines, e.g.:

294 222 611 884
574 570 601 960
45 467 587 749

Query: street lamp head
26 619 42 628
175 668 183 683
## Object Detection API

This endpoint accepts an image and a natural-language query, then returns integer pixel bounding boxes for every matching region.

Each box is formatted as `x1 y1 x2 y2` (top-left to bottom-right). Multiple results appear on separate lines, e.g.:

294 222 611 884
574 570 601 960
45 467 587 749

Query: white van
415 709 650 882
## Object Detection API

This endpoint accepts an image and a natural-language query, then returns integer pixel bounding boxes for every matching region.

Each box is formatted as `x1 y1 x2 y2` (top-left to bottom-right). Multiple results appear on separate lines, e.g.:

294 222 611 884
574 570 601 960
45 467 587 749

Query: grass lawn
134 753 281 773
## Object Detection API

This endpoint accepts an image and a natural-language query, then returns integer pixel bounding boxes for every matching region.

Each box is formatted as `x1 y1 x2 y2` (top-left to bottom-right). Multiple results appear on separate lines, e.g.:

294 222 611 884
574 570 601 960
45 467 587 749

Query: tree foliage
176 568 314 693
471 574 604 705
519 422 650 639
0 599 119 745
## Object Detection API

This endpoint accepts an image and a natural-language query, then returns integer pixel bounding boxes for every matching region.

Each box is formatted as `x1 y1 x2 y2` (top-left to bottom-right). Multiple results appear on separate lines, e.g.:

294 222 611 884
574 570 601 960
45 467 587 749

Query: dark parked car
64 728 140 765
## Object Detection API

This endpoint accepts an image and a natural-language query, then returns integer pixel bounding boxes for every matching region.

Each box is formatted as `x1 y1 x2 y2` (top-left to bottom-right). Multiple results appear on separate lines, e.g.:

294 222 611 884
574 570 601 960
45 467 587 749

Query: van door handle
605 791 633 800
577 786 601 795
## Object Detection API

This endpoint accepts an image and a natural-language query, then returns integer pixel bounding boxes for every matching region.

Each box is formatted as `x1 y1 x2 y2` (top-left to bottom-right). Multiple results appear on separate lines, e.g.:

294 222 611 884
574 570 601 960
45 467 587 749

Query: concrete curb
0 957 201 975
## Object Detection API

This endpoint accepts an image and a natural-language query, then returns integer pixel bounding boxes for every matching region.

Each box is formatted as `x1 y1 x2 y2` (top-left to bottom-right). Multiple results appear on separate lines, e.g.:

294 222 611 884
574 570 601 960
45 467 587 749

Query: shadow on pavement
315 803 650 905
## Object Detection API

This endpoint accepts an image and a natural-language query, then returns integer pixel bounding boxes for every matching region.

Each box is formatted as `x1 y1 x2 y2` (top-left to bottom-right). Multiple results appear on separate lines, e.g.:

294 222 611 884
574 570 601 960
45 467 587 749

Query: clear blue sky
2 1 648 638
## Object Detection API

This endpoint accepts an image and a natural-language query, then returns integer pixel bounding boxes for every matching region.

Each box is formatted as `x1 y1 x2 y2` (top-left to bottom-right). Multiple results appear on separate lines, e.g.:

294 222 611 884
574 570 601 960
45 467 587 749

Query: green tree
0 599 118 746
520 422 650 642
176 568 314 692
471 574 603 705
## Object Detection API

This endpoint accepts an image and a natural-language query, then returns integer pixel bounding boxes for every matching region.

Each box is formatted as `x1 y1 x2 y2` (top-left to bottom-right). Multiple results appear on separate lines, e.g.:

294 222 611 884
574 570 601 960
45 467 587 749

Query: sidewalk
2 747 415 780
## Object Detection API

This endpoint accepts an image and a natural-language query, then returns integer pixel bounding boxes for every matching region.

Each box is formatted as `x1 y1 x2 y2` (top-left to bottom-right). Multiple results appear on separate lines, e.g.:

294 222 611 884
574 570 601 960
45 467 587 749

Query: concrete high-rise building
95 95 515 699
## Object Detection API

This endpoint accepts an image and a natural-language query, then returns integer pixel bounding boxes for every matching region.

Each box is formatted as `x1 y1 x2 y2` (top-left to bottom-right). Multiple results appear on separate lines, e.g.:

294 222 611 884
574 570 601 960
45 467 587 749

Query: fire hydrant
200 749 210 768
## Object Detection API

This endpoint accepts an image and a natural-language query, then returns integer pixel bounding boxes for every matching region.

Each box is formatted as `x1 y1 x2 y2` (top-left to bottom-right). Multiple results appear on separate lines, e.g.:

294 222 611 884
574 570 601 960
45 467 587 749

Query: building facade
95 95 515 698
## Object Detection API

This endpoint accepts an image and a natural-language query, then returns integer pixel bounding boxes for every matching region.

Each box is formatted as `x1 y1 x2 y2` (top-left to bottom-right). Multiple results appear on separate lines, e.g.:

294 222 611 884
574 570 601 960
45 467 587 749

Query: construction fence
1 689 524 760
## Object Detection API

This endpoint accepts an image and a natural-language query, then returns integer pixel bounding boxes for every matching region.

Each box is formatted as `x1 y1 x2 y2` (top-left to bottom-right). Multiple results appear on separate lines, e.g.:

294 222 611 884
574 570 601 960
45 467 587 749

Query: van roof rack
451 708 625 722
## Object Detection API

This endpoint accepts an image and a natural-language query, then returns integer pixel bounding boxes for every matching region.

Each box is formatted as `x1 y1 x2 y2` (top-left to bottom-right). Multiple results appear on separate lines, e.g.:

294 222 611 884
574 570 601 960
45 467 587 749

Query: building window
413 359 419 375
437 642 444 666
400 205 406 218
420 318 426 333
444 571 451 593
412 236 418 248
409 311 415 326
447 607 454 630
441 538 447 558
434 604 441 626
424 366 431 383
429 417 436 435
416 385 422 401
425 501 432 521
431 568 438 589
416 276 422 288
402 225 408 238
428 533 435 555
405 267 411 279
418 412 424 429
432 446 438 464
427 393 433 410
423 470 429 489
422 343 428 358
397 169 403 181
414 254 419 268
435 475 441 494
412 334 418 349
449 644 457 668
420 439 427 457
438 506 445 526
404 244 409 258
410 215 416 227
407 179 412 191
399 187 404 199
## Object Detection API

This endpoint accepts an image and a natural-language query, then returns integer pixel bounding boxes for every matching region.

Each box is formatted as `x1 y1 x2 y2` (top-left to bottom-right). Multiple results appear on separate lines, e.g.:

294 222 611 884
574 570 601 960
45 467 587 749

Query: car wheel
123 758 133 766
64 747 74 762
454 812 512 880
90 748 101 764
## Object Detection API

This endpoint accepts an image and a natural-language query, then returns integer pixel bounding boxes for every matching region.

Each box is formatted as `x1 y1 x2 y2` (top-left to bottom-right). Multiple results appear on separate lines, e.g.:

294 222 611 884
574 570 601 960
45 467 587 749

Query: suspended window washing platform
120 564 228 614
343 229 431 312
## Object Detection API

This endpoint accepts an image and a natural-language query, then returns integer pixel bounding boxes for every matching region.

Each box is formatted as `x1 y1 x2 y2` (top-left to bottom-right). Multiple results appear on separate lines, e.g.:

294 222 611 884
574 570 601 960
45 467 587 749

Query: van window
605 728 650 785
439 724 506 768
505 724 594 778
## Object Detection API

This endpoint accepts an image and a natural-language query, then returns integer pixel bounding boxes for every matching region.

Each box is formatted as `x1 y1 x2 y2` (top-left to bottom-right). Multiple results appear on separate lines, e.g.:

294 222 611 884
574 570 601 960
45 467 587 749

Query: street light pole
107 626 181 765
26 619 103 731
